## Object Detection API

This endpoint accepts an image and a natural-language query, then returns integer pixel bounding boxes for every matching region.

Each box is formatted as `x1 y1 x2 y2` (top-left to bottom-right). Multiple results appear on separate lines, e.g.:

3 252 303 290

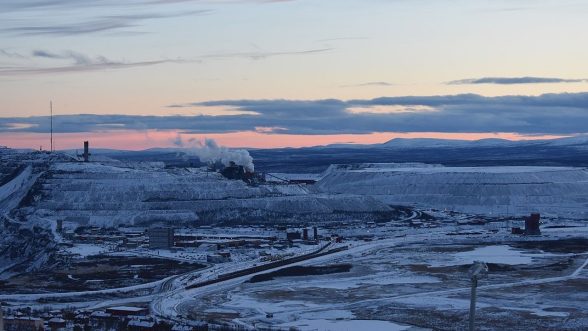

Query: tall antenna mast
50 101 53 152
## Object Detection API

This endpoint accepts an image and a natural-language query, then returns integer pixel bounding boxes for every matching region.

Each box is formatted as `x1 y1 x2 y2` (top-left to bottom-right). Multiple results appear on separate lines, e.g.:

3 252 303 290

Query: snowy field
171 222 588 330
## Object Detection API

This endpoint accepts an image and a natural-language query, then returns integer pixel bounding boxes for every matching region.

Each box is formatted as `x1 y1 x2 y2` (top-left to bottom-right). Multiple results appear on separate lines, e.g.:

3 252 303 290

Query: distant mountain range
73 135 588 173
249 136 588 172
327 135 588 150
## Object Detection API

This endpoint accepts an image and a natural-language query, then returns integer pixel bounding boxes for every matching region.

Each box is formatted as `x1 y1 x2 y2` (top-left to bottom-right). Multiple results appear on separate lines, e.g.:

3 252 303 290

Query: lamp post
468 261 488 331
0 301 4 331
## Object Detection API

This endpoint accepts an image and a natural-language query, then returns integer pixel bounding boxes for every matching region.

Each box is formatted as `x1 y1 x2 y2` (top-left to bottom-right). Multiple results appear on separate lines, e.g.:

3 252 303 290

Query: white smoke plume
185 138 254 172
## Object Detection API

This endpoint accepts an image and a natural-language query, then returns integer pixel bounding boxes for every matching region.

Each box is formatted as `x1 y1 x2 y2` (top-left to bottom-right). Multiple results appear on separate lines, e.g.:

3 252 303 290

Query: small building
89 311 112 320
3 316 45 330
148 227 175 249
524 213 541 235
511 227 524 235
105 307 148 317
172 322 208 331
331 235 343 243
171 326 192 331
127 320 155 331
286 231 301 241
48 317 66 330
123 237 142 248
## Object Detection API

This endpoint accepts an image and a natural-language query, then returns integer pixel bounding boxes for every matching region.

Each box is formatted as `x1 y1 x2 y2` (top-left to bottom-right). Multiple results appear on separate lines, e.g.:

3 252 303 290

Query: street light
468 261 488 331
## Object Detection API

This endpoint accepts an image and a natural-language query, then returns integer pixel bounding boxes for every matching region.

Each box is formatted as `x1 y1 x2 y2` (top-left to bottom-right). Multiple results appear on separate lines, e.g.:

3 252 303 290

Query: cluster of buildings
52 222 329 272
0 306 206 331
285 227 319 242
148 226 322 249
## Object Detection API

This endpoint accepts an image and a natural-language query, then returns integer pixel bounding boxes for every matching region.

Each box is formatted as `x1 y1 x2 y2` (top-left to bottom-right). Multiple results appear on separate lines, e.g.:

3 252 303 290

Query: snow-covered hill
316 163 588 218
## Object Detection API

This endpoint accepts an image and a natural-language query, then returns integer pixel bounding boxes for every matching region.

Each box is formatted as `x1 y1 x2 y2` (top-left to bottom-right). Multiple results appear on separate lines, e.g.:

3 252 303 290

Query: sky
1 0 587 150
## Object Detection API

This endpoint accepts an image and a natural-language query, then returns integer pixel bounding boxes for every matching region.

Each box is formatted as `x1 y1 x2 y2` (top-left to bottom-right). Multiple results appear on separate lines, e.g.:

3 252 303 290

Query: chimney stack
83 141 90 162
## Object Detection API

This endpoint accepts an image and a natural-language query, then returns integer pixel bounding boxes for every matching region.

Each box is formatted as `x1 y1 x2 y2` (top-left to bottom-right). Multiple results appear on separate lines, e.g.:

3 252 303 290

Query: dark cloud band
448 77 587 85
2 92 588 135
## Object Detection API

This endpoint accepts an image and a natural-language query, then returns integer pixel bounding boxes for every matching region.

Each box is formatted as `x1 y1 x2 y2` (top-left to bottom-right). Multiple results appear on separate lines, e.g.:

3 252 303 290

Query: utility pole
468 261 488 331
50 101 53 152
0 300 4 331
469 276 478 331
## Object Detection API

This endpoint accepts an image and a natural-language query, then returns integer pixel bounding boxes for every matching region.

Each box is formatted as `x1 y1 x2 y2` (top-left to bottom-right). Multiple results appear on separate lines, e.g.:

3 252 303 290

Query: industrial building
524 213 541 235
148 227 175 249
512 213 541 235
2 316 45 331
105 306 149 317
286 231 302 241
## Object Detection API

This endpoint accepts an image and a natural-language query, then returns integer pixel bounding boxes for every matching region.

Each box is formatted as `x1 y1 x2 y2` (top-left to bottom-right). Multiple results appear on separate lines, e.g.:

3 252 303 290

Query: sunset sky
1 0 587 150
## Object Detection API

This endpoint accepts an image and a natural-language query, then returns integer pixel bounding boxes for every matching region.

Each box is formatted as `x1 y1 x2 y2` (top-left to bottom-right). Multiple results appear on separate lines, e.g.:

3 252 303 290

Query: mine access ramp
185 243 348 290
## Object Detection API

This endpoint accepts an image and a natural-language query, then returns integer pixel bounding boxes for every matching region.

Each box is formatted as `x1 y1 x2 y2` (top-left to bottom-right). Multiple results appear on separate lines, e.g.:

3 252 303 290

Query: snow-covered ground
2 149 588 330
158 222 588 330
1 211 587 330
65 243 113 257
277 318 410 331
427 245 564 267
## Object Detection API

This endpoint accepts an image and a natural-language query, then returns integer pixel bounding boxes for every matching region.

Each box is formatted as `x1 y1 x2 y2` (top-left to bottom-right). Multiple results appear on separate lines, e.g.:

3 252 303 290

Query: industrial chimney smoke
186 138 254 172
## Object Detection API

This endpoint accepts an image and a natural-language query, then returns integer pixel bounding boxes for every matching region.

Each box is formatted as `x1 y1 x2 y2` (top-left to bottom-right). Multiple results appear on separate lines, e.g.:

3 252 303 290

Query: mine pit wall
12 162 400 227
0 218 57 279
315 167 588 219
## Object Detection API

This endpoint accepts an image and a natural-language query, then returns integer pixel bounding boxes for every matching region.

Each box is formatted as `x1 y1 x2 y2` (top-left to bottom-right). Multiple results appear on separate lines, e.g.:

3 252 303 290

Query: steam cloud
186 138 254 172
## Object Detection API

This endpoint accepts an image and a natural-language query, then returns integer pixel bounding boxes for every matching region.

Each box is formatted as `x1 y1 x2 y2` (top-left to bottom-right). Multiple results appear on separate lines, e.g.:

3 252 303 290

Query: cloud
0 46 329 76
5 20 136 36
315 37 368 42
0 49 26 58
32 49 107 65
0 0 281 12
0 50 187 75
1 10 211 36
0 1 293 36
0 60 184 75
200 48 332 61
341 81 394 88
448 77 587 85
2 92 588 136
